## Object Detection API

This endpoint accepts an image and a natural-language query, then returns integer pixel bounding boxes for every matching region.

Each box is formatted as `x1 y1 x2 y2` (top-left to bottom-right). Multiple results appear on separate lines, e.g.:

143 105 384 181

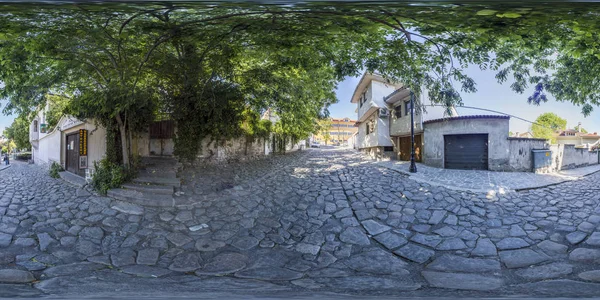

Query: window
384 146 394 152
33 120 38 132
405 101 411 116
395 105 402 118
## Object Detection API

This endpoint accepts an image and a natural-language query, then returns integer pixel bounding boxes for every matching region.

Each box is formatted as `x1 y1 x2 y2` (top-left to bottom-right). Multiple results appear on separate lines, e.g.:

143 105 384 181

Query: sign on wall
79 129 88 156
79 156 88 169
40 123 47 133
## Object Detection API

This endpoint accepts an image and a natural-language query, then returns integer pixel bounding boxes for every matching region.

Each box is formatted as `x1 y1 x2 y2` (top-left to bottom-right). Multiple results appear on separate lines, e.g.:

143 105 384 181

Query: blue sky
330 65 600 134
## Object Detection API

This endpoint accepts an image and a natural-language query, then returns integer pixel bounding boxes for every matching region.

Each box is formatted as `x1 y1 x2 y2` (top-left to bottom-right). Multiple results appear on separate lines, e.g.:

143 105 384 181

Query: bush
91 159 133 195
49 162 63 178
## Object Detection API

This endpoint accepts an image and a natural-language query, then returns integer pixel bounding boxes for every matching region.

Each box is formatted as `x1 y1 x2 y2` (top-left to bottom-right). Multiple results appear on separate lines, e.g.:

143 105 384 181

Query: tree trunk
116 114 130 168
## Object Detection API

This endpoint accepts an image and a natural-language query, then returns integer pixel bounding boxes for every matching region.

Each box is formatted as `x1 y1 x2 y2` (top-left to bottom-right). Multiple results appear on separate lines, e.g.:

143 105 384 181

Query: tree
3 116 31 151
318 118 333 145
531 113 567 143
3 3 600 167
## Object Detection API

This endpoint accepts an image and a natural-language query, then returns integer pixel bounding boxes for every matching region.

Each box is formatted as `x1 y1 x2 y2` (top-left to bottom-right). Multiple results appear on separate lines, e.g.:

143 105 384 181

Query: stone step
141 156 179 165
132 176 181 188
137 169 178 178
107 188 174 207
121 183 174 195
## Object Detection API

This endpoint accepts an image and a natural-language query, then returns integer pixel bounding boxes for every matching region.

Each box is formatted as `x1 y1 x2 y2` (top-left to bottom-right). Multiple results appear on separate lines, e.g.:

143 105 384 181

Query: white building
30 107 107 179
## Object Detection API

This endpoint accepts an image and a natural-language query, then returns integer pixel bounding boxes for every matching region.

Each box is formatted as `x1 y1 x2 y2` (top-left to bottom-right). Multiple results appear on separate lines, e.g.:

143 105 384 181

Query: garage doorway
444 134 488 170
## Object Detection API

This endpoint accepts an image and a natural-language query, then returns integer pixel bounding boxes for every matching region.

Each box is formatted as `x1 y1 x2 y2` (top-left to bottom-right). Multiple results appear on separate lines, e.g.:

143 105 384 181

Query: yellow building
314 117 358 145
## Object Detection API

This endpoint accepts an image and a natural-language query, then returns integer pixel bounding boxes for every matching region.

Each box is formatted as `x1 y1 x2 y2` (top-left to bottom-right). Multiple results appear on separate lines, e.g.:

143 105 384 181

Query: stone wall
423 117 510 171
507 138 549 172
550 144 599 171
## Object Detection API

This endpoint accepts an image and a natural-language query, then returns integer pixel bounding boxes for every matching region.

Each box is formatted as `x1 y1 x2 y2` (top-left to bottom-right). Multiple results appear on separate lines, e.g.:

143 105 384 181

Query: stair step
107 188 174 207
121 183 174 195
137 169 177 178
132 176 181 188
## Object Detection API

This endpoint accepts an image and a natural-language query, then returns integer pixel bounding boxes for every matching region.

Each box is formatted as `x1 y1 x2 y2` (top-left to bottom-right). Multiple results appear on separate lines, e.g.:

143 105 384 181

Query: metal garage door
444 134 488 170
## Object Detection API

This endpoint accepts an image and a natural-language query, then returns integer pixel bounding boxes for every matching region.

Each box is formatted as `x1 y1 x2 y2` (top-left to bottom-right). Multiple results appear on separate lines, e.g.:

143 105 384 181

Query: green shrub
49 162 63 178
91 159 133 195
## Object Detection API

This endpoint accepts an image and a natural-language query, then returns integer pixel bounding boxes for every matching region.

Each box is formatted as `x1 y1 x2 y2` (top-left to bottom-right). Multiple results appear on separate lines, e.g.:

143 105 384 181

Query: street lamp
409 90 417 173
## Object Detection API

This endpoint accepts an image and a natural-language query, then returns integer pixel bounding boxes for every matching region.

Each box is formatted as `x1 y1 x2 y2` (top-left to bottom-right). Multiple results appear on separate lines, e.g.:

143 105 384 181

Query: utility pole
409 90 417 173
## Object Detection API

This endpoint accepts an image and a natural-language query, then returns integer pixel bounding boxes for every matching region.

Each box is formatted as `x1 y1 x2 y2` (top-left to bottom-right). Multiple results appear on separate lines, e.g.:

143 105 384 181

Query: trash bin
532 149 552 173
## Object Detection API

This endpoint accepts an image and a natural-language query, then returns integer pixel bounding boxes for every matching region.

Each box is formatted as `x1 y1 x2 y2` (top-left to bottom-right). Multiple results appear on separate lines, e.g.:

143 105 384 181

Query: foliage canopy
1 2 600 164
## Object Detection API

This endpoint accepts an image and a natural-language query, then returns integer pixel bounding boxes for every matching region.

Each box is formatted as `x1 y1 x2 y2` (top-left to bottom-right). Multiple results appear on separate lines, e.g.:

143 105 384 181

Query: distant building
512 132 534 138
556 129 600 148
313 117 358 145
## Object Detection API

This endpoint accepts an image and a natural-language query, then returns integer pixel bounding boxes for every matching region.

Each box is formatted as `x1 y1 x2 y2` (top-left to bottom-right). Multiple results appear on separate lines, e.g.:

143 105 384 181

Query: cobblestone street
2 148 600 297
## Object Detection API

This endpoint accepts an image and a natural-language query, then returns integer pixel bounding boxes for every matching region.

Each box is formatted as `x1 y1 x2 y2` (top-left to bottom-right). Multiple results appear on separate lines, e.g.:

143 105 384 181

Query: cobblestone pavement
380 159 600 193
2 149 600 297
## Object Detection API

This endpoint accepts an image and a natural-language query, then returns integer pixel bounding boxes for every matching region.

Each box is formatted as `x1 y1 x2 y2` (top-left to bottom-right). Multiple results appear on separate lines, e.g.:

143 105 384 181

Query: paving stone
436 238 467 250
471 238 497 256
79 227 104 241
361 219 391 235
136 248 159 265
515 262 573 280
343 249 408 275
235 267 303 281
426 254 500 273
37 232 56 252
410 233 442 248
296 243 321 255
339 227 370 246
166 232 193 247
422 271 503 291
584 232 600 246
75 240 102 256
373 231 407 250
569 248 600 262
195 253 247 276
169 252 202 272
231 236 259 250
566 231 588 245
17 261 46 271
537 240 568 254
0 269 35 283
14 237 36 247
42 262 105 278
499 249 550 268
496 237 529 250
120 265 172 277
578 270 600 282
394 243 435 264
194 239 226 252
428 210 446 225
110 250 136 267
0 233 12 247
111 201 144 215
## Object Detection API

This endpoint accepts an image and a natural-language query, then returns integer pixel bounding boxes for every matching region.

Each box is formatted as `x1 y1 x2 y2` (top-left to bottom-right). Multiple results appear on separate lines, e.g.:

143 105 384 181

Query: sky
330 65 600 134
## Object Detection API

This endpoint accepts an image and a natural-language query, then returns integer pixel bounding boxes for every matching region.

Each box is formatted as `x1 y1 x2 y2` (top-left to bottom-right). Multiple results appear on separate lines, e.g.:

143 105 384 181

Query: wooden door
65 133 83 176
398 135 422 162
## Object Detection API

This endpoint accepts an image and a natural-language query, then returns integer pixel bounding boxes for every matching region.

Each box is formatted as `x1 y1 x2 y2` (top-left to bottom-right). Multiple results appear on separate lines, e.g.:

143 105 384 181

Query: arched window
33 120 38 133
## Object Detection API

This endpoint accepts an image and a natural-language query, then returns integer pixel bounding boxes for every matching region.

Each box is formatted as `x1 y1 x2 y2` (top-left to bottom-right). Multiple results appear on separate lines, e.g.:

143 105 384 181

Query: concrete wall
33 129 61 168
507 138 549 172
550 144 599 170
423 118 510 171
357 80 398 120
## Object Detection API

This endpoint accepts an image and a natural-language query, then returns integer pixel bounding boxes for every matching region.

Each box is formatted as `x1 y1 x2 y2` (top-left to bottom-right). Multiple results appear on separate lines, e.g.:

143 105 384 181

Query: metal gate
444 134 489 170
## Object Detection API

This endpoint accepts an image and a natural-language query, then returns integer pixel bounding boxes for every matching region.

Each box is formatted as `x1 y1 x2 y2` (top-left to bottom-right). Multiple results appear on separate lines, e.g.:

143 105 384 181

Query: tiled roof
423 115 510 125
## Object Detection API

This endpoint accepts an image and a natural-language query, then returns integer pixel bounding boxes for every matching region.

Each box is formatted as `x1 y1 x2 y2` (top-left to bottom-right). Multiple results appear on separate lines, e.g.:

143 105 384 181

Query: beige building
314 117 358 145
556 129 600 148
